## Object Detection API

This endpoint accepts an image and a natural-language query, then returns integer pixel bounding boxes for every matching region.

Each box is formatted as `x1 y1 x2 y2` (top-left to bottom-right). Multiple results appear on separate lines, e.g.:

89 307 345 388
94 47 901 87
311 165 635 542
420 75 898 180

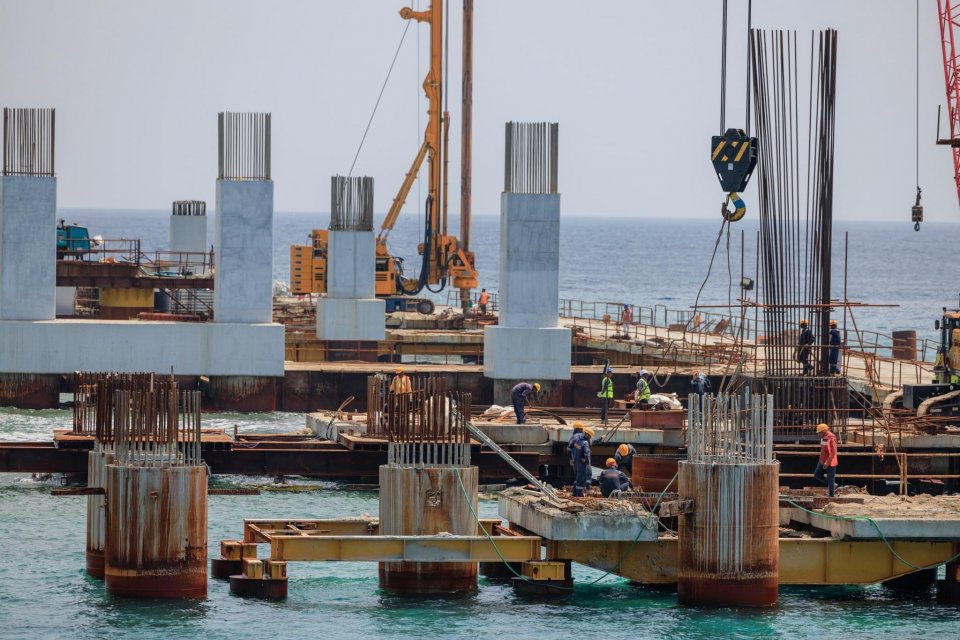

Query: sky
0 0 954 222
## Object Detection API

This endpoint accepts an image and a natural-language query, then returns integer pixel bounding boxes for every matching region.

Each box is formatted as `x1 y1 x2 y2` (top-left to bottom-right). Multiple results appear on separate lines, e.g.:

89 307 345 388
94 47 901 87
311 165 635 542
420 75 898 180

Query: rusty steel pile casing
375 374 478 592
378 465 479 592
678 393 779 607
83 372 209 598
104 464 207 597
85 448 113 578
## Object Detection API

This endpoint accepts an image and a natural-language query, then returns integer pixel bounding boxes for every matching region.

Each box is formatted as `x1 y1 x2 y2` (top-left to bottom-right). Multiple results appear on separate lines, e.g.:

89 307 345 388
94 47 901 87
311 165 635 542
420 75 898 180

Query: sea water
3 211 960 637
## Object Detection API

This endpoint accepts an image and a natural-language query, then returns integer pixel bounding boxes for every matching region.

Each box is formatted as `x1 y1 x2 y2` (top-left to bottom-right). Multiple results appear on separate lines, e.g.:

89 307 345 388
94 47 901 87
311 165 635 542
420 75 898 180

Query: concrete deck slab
785 494 960 540
499 488 658 542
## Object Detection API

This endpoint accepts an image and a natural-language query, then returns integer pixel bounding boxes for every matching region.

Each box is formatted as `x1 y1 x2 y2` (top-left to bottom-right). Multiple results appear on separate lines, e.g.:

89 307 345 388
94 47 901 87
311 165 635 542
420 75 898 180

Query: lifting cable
914 0 923 231
347 20 412 177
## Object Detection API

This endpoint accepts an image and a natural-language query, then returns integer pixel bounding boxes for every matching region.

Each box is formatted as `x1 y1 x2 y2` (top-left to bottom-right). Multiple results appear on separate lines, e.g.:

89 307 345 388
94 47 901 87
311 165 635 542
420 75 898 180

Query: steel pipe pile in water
679 393 779 607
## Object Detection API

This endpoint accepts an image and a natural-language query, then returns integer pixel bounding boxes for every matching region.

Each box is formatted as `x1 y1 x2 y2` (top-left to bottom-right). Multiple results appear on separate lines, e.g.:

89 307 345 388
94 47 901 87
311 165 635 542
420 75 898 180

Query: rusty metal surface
368 374 471 467
104 465 208 598
677 462 780 606
0 374 60 409
208 376 277 412
378 465 479 592
678 393 779 606
85 450 113 578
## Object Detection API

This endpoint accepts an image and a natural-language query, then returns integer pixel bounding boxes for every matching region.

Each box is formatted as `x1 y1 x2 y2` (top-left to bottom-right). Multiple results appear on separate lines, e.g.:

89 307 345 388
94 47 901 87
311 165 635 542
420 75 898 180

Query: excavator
291 1 478 314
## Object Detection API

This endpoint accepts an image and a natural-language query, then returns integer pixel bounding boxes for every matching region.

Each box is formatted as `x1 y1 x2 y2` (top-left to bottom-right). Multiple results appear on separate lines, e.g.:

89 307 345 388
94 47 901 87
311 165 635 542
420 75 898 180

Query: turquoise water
3 409 960 638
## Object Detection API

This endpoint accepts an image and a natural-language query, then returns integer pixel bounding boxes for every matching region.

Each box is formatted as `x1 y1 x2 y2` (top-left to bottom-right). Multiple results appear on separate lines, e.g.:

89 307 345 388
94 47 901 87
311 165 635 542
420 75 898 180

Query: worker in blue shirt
511 382 540 424
599 458 631 497
570 426 595 497
828 319 843 374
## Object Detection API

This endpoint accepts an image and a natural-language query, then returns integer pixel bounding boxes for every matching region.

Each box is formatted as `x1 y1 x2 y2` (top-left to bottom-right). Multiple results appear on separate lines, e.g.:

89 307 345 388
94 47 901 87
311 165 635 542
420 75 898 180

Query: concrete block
484 325 570 380
56 287 76 315
472 422 550 445
328 230 375 299
214 179 274 323
0 175 56 320
498 490 658 541
316 298 385 341
170 214 208 254
499 192 560 328
0 320 283 376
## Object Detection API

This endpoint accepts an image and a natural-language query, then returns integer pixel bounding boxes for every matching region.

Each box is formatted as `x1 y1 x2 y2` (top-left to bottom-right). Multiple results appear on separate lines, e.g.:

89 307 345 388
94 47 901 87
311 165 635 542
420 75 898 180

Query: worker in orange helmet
389 366 412 394
615 443 636 477
813 423 838 497
599 457 631 497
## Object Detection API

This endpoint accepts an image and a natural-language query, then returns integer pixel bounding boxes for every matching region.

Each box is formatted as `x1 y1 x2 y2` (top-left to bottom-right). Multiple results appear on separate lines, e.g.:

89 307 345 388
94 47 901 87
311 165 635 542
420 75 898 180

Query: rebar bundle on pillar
99 373 207 598
678 393 779 607
375 375 478 593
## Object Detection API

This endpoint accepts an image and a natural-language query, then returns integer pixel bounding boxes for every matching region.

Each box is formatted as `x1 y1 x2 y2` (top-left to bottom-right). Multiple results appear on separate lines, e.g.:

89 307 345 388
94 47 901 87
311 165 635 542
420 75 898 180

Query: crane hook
721 192 746 222
912 185 923 232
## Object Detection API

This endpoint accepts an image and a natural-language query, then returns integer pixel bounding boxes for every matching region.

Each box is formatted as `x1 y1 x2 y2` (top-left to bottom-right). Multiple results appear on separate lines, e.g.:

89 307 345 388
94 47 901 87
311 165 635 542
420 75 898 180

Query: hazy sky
0 1 953 222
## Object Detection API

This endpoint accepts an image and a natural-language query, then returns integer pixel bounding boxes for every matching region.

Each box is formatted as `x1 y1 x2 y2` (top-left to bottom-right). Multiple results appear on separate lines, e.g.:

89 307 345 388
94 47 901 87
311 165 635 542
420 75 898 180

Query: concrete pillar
316 176 385 341
169 200 207 254
213 179 273 323
0 175 57 320
484 123 570 382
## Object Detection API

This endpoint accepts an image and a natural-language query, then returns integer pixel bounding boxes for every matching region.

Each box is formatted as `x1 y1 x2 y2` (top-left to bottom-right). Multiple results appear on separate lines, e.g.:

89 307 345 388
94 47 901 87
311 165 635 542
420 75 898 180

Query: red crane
938 0 960 208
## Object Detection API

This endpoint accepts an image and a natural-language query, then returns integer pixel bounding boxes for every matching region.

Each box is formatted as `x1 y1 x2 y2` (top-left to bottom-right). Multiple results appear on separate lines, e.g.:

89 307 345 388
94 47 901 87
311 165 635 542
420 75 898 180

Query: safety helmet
606 458 617 468
830 319 838 326
572 421 584 431
583 426 596 439
639 369 650 378
605 367 613 374
396 367 404 374
617 444 630 457
799 319 808 325
816 423 829 433
533 383 541 392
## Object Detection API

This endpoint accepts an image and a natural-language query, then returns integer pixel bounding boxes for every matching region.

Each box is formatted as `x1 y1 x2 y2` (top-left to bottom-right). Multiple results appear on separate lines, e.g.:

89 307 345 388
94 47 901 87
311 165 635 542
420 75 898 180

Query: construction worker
570 426 595 497
797 319 814 374
599 458 632 497
829 319 843 374
567 421 585 466
511 381 540 425
813 423 838 497
598 368 614 425
389 367 412 394
635 370 652 408
615 443 636 477
690 371 711 403
620 304 633 325
478 288 489 315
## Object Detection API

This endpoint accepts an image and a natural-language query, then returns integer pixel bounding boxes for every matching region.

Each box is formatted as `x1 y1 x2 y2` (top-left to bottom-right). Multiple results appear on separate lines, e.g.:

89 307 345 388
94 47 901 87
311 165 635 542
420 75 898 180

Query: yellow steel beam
555 538 959 585
243 519 379 543
269 534 541 563
779 539 959 584
555 539 678 584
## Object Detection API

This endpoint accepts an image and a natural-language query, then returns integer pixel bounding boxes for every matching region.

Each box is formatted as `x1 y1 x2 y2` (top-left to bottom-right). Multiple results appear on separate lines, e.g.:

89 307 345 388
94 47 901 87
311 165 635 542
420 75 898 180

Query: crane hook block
912 186 923 232
721 192 746 222
711 128 758 192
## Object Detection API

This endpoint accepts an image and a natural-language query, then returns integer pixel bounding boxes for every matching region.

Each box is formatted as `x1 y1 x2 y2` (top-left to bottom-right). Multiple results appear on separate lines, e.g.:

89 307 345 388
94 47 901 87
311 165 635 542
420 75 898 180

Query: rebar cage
367 374 471 467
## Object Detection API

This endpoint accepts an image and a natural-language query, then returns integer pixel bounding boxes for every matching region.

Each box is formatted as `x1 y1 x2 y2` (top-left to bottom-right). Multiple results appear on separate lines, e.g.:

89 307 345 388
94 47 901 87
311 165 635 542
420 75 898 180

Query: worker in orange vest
478 288 489 315
389 367 412 394
813 423 838 497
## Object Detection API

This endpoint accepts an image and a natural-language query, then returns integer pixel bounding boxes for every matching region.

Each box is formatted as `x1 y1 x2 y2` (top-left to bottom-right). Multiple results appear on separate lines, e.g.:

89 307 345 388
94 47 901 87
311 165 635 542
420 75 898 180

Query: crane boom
938 0 960 206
